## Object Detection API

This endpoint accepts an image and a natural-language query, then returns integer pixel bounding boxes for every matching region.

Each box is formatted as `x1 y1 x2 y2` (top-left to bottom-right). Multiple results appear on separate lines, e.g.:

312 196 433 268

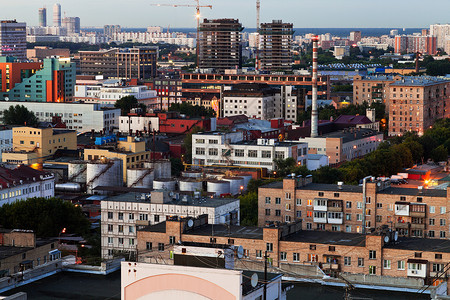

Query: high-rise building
104 25 121 38
394 35 437 55
38 7 47 27
430 24 450 49
199 19 243 72
0 57 76 102
259 20 294 72
349 30 361 43
79 47 158 80
53 3 61 27
0 20 27 60
62 17 80 35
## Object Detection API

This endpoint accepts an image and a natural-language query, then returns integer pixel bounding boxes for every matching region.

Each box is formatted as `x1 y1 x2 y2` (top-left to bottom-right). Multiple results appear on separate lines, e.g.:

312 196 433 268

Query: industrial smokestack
310 35 319 138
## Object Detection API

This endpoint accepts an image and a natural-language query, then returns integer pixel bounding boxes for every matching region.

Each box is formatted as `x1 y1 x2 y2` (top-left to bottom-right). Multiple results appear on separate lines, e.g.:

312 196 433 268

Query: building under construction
259 20 294 72
199 19 243 72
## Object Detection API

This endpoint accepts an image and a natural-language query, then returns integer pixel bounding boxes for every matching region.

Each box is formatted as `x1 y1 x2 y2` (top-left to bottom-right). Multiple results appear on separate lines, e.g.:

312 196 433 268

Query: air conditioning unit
411 270 418 274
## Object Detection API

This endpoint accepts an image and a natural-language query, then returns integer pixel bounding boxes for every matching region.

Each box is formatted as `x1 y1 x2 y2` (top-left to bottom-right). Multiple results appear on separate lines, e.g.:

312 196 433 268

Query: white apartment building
100 191 240 259
0 166 55 207
111 32 195 47
222 84 298 122
75 85 157 107
119 115 160 133
192 132 308 171
0 128 13 160
430 24 450 49
0 102 120 133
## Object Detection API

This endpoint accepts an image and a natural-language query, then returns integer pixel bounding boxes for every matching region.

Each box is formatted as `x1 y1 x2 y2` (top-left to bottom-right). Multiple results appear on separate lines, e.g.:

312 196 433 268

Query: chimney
337 181 343 190
310 36 319 138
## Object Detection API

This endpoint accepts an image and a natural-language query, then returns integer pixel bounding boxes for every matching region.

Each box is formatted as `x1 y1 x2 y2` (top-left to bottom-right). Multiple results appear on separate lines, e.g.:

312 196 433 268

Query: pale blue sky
1 0 449 28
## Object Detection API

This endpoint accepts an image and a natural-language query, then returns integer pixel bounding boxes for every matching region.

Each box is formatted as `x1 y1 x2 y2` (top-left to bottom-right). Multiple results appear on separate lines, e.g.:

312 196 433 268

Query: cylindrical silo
86 159 123 194
181 171 203 179
144 160 171 179
222 176 244 195
237 173 253 191
179 178 203 192
127 168 154 188
205 172 225 180
207 180 230 196
68 160 87 184
153 178 176 190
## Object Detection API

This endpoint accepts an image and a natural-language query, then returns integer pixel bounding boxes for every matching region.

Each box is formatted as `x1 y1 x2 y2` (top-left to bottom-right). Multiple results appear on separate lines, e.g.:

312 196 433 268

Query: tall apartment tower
38 7 47 27
62 17 81 35
199 19 243 72
0 20 27 60
53 3 61 27
259 20 294 72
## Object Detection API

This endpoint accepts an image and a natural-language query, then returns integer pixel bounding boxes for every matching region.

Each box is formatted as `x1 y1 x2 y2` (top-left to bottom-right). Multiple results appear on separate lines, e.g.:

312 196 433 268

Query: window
346 201 352 208
369 266 376 275
195 148 205 155
129 226 134 233
293 253 300 262
154 215 160 223
358 258 364 267
296 199 302 206
108 237 113 244
285 192 291 200
169 236 176 244
118 238 124 245
435 254 442 260
308 254 318 262
310 245 316 250
430 206 435 214
275 210 281 216
433 263 445 272
266 243 273 252
265 197 271 204
440 207 446 214
307 199 313 206
376 215 382 222
209 148 218 156
440 219 446 226
414 252 422 258
429 230 435 237
139 214 148 221
334 193 340 198
440 231 446 238
108 212 113 219
357 202 362 209
261 151 271 158
118 213 124 220
429 219 435 225
129 213 134 220
344 257 351 266
346 214 351 221
234 149 244 157
256 250 262 258
369 250 376 260
158 243 164 251
265 209 271 216
108 224 113 232
285 204 291 211
318 192 324 197
356 214 362 221
146 242 152 250
118 225 123 233
248 150 258 157
397 260 405 270
280 252 287 261
275 197 281 204
210 237 217 243
129 238 134 245
383 259 391 269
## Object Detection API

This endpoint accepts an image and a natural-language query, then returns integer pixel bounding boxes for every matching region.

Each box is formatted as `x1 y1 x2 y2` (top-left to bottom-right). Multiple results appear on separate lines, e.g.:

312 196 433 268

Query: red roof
333 115 373 125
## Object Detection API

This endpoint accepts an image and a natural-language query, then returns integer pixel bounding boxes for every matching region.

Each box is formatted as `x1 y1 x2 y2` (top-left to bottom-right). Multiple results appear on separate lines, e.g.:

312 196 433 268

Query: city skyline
1 0 449 29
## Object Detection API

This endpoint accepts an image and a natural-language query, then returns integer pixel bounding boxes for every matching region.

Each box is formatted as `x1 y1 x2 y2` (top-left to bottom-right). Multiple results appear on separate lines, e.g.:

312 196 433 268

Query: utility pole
264 250 268 300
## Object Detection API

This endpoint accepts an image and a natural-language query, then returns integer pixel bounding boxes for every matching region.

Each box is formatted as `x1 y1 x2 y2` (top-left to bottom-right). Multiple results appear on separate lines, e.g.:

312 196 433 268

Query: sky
1 0 449 29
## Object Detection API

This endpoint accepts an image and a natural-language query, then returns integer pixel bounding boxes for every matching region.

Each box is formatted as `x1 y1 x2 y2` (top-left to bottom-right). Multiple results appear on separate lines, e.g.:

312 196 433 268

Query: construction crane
150 1 213 67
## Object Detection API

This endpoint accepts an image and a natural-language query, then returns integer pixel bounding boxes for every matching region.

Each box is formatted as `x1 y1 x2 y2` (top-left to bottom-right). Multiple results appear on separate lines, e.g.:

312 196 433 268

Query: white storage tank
179 178 203 192
222 176 244 195
153 178 176 190
207 180 230 196
86 159 123 194
237 173 253 191
181 171 203 179
68 161 87 184
127 168 154 188
205 172 225 180
144 160 171 179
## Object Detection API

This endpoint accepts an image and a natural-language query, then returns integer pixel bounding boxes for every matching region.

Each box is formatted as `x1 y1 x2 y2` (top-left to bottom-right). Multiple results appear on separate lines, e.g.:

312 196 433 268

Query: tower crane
151 1 213 67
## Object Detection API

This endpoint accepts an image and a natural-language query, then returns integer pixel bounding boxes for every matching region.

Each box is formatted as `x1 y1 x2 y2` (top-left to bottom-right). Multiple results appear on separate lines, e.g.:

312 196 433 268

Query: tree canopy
2 105 38 126
114 95 146 116
169 102 216 118
182 126 202 164
0 197 90 237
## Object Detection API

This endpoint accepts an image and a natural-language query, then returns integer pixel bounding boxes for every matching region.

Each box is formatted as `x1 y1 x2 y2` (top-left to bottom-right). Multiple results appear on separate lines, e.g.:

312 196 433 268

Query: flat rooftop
0 246 32 260
282 230 366 246
390 76 447 87
318 128 381 143
104 192 239 207
233 140 306 147
386 237 450 253
186 224 264 239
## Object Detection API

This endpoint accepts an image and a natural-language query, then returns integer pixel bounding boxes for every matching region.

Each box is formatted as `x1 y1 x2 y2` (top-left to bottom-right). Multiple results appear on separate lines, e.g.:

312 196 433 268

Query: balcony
410 211 426 218
313 199 327 211
136 220 150 226
410 223 425 230
322 263 340 270
327 206 343 212
314 216 327 223
328 217 343 224
395 222 410 229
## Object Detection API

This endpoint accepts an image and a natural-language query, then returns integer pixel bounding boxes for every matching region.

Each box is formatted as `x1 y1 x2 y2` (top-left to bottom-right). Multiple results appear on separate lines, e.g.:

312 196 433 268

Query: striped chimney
310 35 319 138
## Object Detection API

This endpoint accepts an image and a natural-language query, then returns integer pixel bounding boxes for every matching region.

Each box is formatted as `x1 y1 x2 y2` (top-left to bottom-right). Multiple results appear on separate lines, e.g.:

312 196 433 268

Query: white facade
223 94 278 120
307 154 329 171
0 102 120 133
101 192 240 259
192 132 308 171
0 173 55 207
0 129 13 160
430 24 450 49
75 85 157 106
111 32 195 47
119 116 160 133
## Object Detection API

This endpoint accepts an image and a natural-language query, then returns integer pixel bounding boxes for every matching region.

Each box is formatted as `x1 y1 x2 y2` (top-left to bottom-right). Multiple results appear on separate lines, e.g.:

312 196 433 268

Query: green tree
312 166 343 184
114 95 146 116
274 157 297 177
0 197 90 237
170 157 183 177
239 192 258 226
169 102 216 118
3 105 38 126
431 145 448 162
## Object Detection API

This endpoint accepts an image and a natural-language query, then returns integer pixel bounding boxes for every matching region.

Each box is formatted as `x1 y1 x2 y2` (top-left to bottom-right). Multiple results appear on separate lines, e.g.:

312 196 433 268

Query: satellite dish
394 231 399 241
187 219 194 228
384 235 390 243
237 245 244 259
377 182 381 186
250 273 258 288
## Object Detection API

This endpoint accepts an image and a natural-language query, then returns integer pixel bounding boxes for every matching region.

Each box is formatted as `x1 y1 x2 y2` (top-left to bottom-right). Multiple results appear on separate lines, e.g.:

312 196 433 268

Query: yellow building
2 127 77 164
83 136 151 182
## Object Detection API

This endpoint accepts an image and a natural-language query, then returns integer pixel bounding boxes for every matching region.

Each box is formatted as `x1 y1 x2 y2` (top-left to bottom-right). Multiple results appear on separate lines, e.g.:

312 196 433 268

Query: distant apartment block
199 19 243 72
0 57 75 102
0 20 26 60
430 24 450 49
27 46 70 62
259 20 294 72
394 35 437 55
